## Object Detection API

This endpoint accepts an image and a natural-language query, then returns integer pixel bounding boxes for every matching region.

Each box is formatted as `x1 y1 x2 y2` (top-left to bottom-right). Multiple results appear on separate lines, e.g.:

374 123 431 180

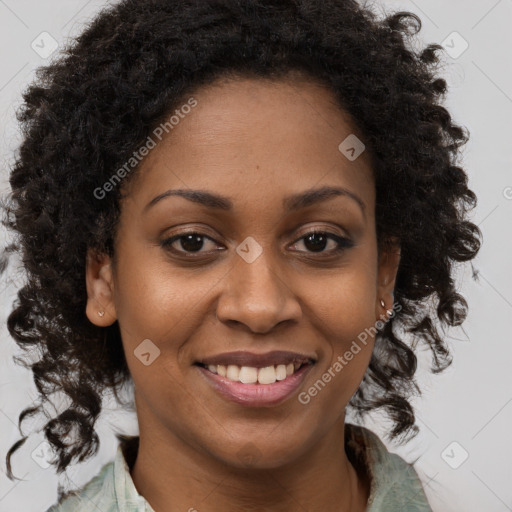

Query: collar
113 436 155 512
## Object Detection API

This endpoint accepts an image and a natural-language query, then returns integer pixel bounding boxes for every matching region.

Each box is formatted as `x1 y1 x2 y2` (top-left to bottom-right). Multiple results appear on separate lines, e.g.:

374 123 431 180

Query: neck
130 414 370 512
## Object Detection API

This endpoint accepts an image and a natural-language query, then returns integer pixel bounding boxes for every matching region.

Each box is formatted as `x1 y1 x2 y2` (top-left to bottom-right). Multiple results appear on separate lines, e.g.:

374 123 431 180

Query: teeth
275 364 287 381
204 362 306 384
226 364 240 381
258 366 276 384
239 366 258 384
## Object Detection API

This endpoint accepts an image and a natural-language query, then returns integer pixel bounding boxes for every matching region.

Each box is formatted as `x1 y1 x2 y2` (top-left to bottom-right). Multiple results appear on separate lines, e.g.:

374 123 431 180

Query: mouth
194 350 316 384
194 350 316 407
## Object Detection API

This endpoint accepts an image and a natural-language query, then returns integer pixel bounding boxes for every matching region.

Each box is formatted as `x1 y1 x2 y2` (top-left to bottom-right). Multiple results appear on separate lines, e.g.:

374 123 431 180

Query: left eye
290 231 353 254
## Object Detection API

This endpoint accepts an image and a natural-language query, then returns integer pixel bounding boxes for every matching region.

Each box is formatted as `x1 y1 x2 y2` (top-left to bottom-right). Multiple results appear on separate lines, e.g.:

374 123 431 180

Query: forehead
124 76 375 216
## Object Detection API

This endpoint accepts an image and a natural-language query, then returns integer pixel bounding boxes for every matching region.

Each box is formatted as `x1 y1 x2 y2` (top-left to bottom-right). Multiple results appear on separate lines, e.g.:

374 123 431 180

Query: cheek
112 242 226 389
302 256 378 345
114 263 207 348
298 259 378 402
112 261 206 414
299 285 376 417
112 228 202 333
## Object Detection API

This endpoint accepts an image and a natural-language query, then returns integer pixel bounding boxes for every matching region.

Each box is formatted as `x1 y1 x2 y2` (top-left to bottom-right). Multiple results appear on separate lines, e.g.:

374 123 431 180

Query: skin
85 74 401 512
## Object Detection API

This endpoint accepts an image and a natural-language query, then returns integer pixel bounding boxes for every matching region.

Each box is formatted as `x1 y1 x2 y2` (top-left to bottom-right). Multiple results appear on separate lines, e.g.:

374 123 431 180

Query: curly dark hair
3 0 481 481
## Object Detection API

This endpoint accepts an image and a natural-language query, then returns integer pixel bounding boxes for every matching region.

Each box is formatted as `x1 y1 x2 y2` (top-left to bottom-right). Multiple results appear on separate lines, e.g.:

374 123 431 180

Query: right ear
85 249 117 327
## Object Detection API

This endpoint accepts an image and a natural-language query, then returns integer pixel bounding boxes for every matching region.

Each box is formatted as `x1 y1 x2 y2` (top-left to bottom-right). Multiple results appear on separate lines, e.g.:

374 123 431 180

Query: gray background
0 0 511 510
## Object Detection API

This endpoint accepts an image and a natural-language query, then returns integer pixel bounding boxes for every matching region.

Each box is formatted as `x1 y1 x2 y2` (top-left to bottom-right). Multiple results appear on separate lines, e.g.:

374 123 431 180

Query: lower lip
196 364 314 407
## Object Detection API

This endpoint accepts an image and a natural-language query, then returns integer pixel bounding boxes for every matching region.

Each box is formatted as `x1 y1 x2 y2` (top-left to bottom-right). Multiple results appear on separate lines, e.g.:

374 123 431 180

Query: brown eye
160 232 221 255
290 231 354 255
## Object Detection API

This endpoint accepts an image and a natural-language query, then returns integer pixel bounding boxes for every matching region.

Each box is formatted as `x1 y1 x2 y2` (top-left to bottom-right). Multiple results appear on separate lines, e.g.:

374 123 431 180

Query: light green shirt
46 424 432 511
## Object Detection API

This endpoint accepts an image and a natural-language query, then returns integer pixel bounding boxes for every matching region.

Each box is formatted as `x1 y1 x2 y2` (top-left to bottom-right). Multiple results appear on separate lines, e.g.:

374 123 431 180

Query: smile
195 361 315 407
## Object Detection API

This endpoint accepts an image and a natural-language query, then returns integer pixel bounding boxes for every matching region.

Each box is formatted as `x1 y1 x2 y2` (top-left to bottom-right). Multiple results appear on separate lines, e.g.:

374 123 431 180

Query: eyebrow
144 185 366 216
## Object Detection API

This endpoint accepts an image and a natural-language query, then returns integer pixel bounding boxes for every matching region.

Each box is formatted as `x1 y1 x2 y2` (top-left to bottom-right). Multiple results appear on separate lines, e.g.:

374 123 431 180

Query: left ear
375 237 401 322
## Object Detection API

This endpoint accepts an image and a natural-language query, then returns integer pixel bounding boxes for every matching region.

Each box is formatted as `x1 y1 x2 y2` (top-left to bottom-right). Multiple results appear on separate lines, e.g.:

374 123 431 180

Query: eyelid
292 225 347 241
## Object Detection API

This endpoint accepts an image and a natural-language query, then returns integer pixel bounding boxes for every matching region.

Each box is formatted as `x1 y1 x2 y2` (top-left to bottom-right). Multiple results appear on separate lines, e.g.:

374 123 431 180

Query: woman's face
86 76 400 469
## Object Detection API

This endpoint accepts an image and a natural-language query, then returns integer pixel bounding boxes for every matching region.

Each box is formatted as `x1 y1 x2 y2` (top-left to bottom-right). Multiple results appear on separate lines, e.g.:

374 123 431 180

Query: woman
4 0 481 510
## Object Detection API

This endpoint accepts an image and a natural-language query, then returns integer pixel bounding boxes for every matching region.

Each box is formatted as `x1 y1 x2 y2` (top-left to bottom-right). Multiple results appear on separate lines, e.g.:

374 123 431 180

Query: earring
97 311 105 317
380 299 393 317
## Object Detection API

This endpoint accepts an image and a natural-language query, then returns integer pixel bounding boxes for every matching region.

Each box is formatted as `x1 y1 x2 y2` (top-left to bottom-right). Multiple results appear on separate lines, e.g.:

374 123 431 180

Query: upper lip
196 350 316 368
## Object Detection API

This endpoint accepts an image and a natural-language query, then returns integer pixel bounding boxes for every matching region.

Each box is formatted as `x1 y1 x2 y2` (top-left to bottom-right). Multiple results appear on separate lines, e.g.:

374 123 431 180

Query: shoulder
45 437 151 512
345 423 433 512
45 460 117 512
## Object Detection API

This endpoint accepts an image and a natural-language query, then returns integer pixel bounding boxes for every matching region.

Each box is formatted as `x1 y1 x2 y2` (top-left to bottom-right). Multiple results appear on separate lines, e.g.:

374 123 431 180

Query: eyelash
160 230 354 258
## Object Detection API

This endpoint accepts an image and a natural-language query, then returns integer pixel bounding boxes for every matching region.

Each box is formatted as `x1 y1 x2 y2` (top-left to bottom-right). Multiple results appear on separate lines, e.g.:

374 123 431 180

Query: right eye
160 232 224 256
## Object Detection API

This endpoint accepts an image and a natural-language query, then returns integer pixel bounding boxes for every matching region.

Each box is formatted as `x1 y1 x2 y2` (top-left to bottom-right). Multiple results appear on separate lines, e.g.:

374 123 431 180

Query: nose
215 249 302 334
